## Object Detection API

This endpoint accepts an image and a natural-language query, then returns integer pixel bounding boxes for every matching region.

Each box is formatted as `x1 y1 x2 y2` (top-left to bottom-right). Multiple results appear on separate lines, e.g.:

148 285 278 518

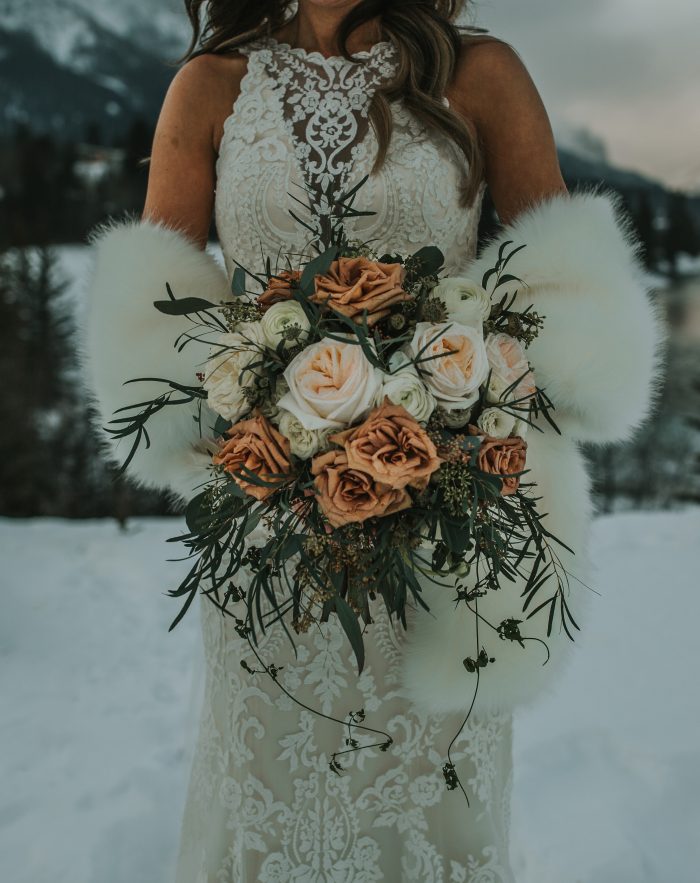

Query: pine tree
0 247 82 515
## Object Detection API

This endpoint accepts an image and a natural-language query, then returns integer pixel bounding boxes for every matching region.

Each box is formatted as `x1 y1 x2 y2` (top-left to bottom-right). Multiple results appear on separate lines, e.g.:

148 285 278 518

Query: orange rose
257 269 302 311
310 256 411 327
330 399 442 491
212 413 293 500
310 447 411 528
468 424 527 496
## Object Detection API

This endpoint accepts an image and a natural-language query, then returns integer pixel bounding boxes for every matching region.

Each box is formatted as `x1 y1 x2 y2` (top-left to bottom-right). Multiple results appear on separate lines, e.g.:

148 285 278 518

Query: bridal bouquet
107 179 571 676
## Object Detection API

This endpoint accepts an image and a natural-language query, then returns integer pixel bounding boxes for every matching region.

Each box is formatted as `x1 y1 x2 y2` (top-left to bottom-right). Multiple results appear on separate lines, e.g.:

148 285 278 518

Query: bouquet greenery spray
105 177 577 794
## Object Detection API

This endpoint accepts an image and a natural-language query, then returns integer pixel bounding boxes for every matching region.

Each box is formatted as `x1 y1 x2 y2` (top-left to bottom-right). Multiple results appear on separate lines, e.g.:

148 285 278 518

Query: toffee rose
330 399 442 491
311 447 411 528
408 321 489 410
310 256 411 327
257 269 302 311
212 413 293 501
468 423 527 496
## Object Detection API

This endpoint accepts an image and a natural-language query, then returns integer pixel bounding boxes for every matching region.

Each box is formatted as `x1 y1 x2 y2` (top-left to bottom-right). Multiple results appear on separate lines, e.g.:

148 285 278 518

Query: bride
81 0 662 880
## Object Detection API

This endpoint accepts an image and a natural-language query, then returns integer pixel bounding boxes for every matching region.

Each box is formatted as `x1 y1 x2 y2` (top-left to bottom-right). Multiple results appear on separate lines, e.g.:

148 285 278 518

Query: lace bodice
214 34 485 276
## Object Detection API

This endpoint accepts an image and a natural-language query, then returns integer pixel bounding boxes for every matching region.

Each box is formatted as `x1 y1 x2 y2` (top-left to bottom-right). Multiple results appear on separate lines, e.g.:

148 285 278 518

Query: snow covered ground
1 509 699 883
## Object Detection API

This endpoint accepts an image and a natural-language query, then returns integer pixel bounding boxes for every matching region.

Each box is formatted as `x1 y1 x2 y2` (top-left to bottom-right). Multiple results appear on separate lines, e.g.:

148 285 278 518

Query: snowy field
2 509 699 883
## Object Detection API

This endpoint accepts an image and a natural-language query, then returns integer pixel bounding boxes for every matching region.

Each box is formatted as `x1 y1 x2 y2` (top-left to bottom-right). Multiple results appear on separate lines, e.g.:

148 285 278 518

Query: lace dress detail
176 35 513 883
214 35 485 277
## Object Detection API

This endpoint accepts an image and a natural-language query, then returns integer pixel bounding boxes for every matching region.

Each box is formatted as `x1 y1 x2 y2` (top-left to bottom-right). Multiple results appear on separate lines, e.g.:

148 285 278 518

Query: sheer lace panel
214 36 486 278
245 36 398 228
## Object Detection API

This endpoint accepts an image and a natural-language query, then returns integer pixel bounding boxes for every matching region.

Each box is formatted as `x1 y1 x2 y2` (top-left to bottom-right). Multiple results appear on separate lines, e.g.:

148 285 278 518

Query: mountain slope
0 0 187 139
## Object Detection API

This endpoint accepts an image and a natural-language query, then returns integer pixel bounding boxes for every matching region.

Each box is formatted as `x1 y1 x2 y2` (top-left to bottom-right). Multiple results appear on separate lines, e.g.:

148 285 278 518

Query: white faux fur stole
79 188 665 715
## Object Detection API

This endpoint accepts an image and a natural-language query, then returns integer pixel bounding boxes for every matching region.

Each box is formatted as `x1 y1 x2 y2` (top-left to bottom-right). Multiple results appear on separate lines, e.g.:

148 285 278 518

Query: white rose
277 409 330 459
260 301 310 350
202 324 266 422
277 336 383 431
476 406 516 438
382 351 437 424
432 277 491 327
407 321 489 411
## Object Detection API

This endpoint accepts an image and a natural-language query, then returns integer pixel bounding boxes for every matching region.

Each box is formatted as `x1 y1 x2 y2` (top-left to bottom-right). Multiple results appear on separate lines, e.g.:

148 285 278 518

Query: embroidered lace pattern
176 36 513 882
214 35 486 277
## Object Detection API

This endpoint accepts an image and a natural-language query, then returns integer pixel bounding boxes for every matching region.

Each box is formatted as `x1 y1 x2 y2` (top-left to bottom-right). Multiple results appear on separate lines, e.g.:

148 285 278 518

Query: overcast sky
471 0 700 191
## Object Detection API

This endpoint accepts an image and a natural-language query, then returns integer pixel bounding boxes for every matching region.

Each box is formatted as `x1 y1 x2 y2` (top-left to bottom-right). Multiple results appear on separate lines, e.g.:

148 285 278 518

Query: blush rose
277 336 383 431
408 321 489 410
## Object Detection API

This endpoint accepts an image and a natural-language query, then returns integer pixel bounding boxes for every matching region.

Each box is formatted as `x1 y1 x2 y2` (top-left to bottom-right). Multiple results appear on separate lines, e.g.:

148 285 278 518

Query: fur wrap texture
402 187 665 715
80 188 665 715
77 218 229 505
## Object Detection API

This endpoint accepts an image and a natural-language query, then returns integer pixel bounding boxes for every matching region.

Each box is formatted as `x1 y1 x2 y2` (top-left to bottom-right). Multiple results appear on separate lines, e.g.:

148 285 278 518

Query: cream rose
277 336 383 431
382 351 437 424
485 333 536 407
408 321 489 411
260 300 310 350
476 406 516 439
202 324 266 422
432 277 491 327
276 409 330 459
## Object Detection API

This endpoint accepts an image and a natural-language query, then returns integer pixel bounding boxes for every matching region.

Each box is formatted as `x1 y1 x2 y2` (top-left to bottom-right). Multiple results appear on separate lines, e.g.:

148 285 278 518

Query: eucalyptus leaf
299 246 339 295
185 491 213 534
333 595 365 674
232 267 247 297
154 296 218 315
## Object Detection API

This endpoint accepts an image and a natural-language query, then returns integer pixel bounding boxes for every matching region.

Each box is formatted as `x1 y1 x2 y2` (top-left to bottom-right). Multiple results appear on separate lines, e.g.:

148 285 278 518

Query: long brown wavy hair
182 1 499 209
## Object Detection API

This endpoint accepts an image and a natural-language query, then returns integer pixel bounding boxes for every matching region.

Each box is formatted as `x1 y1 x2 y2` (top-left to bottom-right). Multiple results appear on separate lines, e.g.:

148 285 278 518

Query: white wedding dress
174 33 515 883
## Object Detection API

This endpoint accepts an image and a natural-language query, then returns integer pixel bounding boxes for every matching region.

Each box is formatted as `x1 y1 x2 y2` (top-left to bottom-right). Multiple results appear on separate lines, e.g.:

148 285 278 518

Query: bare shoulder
447 34 568 224
162 51 249 151
446 35 538 127
143 49 250 244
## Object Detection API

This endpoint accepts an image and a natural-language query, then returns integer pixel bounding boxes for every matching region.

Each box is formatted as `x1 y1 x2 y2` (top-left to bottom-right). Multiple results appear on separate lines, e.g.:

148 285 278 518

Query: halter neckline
253 34 395 66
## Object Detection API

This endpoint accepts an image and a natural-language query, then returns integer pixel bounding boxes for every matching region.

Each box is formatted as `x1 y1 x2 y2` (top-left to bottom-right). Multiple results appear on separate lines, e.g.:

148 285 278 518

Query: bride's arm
78 58 242 506
449 40 664 443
